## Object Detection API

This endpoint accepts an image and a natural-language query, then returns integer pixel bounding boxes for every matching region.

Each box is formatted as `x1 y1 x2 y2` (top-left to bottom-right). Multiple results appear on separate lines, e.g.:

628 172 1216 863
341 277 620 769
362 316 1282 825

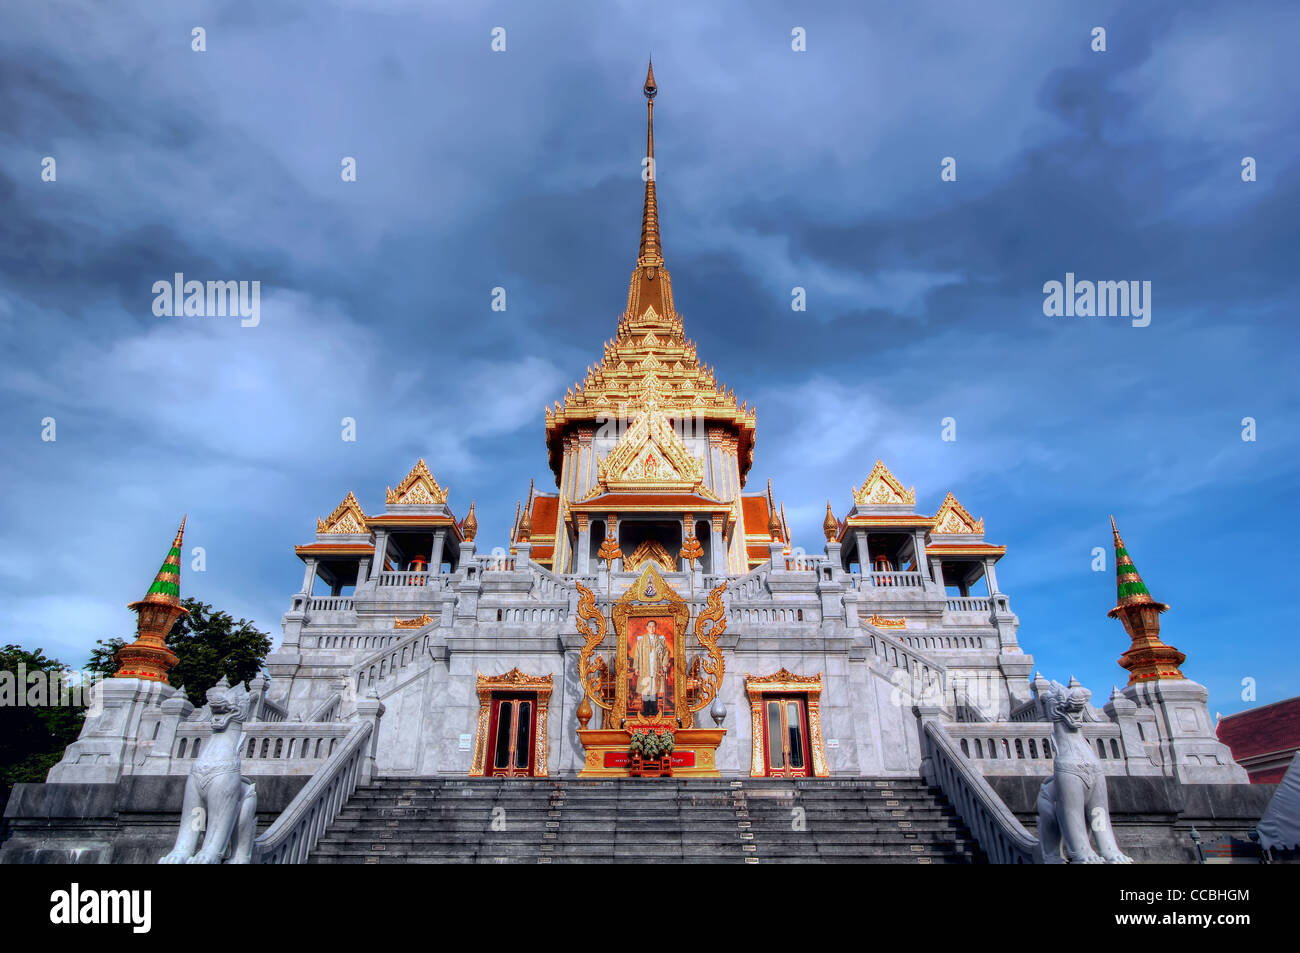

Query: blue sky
1 1 1296 715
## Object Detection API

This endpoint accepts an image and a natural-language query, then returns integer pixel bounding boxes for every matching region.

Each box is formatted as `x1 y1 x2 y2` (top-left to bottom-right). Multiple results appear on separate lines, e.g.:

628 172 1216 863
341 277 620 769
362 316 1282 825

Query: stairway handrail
922 719 1038 864
254 720 373 864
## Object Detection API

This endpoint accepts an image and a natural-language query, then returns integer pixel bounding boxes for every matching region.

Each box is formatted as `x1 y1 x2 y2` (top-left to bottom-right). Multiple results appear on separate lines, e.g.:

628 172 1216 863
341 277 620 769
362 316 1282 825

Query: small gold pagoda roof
385 458 449 505
852 460 916 507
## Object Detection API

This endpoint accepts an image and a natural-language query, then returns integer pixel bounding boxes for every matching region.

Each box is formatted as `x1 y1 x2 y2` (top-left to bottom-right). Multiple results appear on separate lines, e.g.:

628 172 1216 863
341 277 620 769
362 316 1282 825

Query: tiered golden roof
544 62 756 484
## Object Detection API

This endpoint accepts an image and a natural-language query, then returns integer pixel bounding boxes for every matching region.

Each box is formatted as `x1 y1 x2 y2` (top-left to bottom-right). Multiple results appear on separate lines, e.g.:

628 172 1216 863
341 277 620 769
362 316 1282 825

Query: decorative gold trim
317 491 368 534
469 668 554 777
744 669 830 778
852 460 915 507
931 491 984 534
386 458 450 505
867 614 906 629
626 538 676 572
393 613 434 629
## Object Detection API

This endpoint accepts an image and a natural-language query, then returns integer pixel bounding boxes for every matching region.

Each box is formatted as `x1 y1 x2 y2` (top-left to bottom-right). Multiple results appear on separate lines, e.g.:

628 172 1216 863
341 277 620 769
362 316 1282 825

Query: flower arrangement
629 729 675 762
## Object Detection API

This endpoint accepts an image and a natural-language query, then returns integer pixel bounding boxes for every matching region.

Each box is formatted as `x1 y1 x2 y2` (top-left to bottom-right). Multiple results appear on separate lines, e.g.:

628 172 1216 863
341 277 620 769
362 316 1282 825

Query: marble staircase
308 776 985 864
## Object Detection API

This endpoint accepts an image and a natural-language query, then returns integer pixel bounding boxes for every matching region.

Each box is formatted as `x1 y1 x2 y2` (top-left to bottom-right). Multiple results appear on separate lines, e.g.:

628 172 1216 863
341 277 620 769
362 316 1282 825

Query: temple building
5 64 1265 865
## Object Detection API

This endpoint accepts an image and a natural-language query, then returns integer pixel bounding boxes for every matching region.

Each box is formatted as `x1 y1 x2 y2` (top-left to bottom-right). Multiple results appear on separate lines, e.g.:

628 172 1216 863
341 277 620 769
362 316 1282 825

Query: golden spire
823 501 839 542
517 492 533 543
766 479 783 540
1106 516 1185 685
639 57 662 270
116 516 191 683
461 500 478 542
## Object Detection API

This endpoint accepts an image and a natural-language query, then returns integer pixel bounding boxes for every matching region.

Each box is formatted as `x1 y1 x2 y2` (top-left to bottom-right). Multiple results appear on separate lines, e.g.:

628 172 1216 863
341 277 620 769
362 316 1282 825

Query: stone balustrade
896 632 987 651
354 629 438 693
942 722 1129 776
922 720 1038 863
308 595 354 611
376 570 431 587
255 721 374 863
170 722 355 776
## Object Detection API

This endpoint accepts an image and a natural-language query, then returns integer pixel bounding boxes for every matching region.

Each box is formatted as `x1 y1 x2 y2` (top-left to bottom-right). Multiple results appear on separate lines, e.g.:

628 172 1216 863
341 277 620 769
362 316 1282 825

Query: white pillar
301 558 318 594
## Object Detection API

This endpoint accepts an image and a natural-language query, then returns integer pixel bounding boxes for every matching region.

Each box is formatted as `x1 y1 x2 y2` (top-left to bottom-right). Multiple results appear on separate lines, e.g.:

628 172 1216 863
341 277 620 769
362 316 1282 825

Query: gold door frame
470 668 553 777
744 669 830 778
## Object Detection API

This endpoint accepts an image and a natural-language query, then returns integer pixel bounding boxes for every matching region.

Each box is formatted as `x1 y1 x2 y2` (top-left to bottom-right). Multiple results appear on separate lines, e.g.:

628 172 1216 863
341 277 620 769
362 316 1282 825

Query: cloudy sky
1 0 1296 715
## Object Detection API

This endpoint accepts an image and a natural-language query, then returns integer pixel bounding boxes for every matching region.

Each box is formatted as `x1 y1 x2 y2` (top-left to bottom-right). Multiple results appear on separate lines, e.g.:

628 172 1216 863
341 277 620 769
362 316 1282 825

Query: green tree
0 645 88 807
88 598 271 706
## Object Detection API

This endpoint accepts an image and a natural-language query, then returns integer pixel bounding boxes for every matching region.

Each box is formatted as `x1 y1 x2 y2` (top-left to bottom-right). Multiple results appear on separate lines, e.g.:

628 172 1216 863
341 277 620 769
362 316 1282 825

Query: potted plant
628 729 675 777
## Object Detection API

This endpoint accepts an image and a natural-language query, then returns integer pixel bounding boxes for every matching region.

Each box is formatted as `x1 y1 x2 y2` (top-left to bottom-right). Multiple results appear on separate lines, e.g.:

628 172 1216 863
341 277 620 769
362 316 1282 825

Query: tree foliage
0 645 87 803
88 598 272 706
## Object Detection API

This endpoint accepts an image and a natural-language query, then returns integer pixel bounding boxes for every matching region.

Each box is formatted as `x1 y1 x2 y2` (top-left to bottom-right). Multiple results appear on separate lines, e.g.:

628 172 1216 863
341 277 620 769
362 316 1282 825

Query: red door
486 693 536 777
762 695 812 777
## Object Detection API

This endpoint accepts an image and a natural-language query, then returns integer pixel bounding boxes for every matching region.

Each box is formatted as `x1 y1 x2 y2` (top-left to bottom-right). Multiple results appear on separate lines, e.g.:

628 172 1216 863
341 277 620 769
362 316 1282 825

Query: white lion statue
1036 678 1133 864
159 677 258 864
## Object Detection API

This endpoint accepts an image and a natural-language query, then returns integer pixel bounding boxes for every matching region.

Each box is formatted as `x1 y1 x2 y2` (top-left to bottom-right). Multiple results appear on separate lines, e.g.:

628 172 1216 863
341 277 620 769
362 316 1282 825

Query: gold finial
462 500 478 542
823 501 838 542
638 58 662 269
517 499 533 543
766 479 782 540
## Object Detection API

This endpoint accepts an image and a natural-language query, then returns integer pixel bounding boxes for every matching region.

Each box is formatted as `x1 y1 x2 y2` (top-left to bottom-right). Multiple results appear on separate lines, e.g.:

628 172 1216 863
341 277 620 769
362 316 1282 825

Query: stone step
306 775 985 864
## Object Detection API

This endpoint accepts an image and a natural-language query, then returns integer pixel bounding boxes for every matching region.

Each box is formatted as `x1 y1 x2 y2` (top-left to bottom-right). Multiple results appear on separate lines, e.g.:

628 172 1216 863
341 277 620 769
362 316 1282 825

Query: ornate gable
594 377 709 494
386 459 449 505
852 460 916 506
931 492 984 534
317 491 368 534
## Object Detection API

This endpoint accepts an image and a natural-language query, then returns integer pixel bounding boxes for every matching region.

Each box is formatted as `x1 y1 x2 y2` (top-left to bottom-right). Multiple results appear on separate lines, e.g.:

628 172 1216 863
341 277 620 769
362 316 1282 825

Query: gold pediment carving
386 458 449 505
595 376 708 493
317 491 368 534
931 492 983 534
626 539 676 572
852 460 915 506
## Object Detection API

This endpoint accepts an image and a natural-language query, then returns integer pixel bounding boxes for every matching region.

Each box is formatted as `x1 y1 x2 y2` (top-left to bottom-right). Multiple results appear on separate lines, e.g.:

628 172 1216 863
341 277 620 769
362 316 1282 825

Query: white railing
314 632 411 651
474 554 518 572
252 694 289 723
717 563 770 600
897 632 986 651
868 571 926 588
946 596 991 612
488 604 569 625
860 628 947 702
376 571 431 587
353 628 438 693
308 596 354 611
526 562 573 600
943 723 1129 775
782 553 829 572
254 721 373 864
923 721 1037 864
727 604 817 625
309 693 343 723
172 722 353 769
